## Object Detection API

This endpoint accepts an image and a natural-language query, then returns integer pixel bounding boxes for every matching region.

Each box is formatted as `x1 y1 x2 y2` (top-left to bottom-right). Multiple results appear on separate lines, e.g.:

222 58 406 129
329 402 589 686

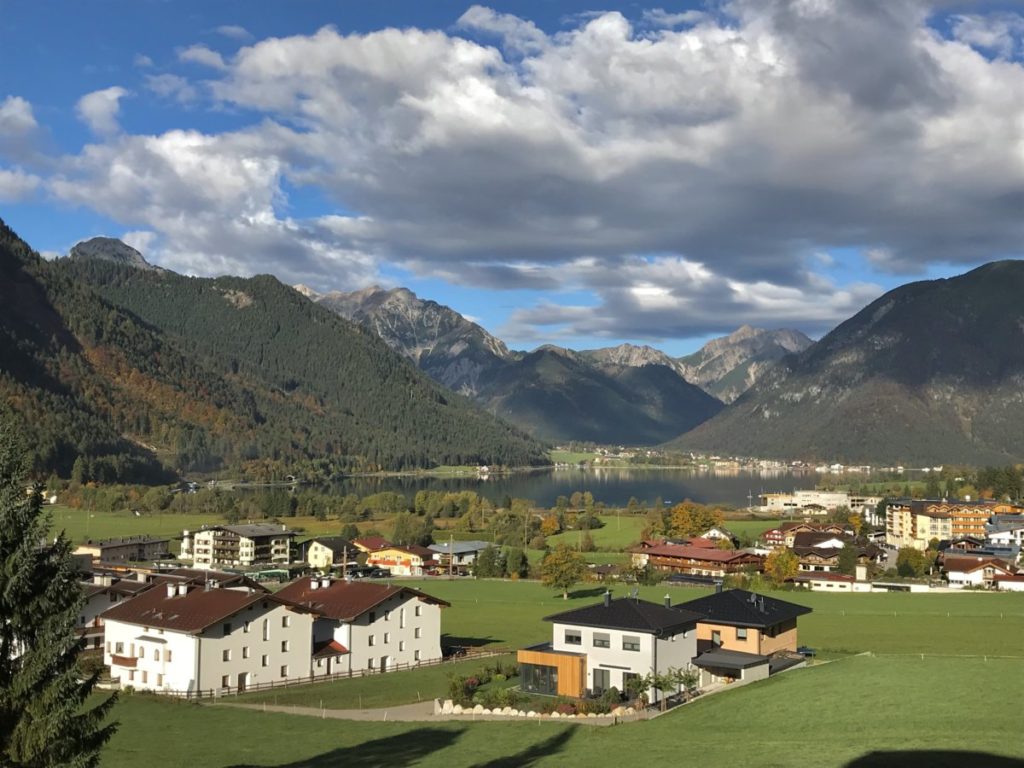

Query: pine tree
0 425 117 767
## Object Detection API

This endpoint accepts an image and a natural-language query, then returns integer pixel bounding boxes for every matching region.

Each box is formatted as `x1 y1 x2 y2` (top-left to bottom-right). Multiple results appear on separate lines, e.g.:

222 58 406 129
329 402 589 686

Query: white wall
336 593 443 673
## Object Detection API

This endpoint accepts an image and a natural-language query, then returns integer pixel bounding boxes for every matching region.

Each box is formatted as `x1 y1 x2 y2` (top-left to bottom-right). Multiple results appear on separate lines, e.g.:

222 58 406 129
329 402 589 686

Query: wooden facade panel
517 649 586 697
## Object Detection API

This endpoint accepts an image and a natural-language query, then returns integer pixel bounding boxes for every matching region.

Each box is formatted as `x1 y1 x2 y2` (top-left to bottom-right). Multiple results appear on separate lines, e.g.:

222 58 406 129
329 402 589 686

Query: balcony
110 654 138 668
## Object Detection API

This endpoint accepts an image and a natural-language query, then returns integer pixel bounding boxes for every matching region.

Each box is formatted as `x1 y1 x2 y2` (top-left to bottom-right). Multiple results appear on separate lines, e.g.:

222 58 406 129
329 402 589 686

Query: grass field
99 653 1024 767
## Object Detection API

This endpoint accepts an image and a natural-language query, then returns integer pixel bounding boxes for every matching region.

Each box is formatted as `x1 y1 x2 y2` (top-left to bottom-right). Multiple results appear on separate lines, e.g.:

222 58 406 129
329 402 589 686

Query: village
65 490 1024 719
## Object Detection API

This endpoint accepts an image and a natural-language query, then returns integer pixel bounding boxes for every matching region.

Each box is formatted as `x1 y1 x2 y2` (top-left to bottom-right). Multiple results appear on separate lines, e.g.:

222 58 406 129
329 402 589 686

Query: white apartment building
101 582 316 694
760 490 882 516
275 576 448 676
181 524 296 569
517 594 700 704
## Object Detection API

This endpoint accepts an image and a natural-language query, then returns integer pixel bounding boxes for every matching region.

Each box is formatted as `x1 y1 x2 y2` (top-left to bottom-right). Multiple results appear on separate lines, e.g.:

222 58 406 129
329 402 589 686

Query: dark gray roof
219 524 295 538
428 540 491 555
676 589 812 629
543 596 701 635
692 648 769 670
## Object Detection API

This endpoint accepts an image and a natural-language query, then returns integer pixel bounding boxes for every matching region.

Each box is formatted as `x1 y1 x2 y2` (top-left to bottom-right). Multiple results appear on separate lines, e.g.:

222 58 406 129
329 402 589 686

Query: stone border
434 699 639 721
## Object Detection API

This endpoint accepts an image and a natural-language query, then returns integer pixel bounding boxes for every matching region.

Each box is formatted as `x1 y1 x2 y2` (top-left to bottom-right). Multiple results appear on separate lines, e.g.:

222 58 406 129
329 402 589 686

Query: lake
324 467 827 508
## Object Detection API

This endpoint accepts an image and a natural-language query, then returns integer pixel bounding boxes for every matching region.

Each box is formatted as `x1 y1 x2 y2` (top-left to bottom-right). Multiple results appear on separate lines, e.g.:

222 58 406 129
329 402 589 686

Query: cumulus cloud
951 12 1024 59
0 166 41 202
145 73 198 104
0 95 40 161
215 24 252 41
43 3 1024 340
178 44 227 70
133 53 154 68
75 86 129 135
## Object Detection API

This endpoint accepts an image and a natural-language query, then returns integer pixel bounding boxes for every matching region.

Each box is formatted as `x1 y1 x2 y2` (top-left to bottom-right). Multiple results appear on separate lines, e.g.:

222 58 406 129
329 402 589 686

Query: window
281 615 290 628
622 636 641 652
166 649 172 662
736 628 748 641
414 628 421 639
367 659 375 671
223 622 231 635
316 659 323 668
368 634 375 647
223 649 231 661
141 671 148 684
154 649 161 662
280 640 289 652
415 605 422 617
157 674 163 686
565 630 582 645
261 655 269 667
399 640 406 651
128 670 135 682
222 675 230 688
622 672 641 693
262 618 270 641
242 646 250 659
593 633 610 648
400 608 406 629
369 611 376 623
414 650 421 661
106 641 111 654
114 642 124 654
243 621 251 634
592 668 610 695
520 663 559 696
138 646 145 659
280 665 289 678
384 610 391 622
711 630 722 647
383 632 390 644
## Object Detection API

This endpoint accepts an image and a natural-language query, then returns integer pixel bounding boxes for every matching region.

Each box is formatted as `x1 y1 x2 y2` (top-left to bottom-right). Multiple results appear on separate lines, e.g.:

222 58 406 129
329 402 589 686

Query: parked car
797 645 816 658
367 567 391 578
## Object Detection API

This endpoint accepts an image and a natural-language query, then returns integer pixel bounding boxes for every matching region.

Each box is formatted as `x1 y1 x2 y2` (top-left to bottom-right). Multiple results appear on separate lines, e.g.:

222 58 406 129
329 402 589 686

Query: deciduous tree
541 545 589 599
764 548 799 585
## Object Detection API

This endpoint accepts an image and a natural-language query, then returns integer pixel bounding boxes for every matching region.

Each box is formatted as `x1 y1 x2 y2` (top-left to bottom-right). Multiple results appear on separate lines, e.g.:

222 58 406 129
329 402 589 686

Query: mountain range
672 261 1024 465
300 285 806 444
0 224 547 482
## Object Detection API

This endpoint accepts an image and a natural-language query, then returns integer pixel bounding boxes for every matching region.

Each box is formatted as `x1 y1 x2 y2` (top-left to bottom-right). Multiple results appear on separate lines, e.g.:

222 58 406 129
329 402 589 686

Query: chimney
603 590 611 608
166 583 176 599
310 578 319 591
663 594 671 609
320 576 331 589
177 583 188 597
714 580 723 594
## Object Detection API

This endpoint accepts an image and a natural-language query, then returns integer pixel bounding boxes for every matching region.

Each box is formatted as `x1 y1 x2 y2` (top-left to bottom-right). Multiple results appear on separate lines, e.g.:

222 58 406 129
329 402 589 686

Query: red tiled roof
100 585 309 633
353 536 392 552
275 576 450 621
943 556 1017 575
313 639 349 658
686 538 718 549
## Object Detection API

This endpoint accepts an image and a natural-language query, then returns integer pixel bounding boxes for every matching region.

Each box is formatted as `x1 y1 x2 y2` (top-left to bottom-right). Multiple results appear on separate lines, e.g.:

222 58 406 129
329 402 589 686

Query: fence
118 646 514 701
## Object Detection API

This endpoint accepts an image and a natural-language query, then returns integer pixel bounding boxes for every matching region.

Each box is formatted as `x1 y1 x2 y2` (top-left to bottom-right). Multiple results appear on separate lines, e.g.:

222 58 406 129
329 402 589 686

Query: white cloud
0 95 38 136
0 166 41 201
121 229 158 255
41 4 1024 340
178 44 227 70
215 25 252 41
75 86 129 135
133 53 154 68
951 13 1024 59
145 74 198 104
641 8 709 28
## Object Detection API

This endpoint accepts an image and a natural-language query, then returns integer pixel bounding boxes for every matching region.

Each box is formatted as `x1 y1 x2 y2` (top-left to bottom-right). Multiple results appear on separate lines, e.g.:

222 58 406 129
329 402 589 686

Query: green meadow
100 654 1024 768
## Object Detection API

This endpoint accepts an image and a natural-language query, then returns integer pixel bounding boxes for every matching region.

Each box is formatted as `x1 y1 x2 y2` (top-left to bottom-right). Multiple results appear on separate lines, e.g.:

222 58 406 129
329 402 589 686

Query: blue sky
2 1 1023 355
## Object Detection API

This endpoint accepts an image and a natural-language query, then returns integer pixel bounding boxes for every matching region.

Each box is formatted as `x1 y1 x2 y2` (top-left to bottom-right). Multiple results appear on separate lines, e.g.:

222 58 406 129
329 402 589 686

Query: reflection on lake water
322 467 825 508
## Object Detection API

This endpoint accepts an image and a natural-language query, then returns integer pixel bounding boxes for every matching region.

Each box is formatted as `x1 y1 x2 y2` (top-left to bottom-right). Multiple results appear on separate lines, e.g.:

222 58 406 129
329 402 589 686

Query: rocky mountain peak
68 237 163 272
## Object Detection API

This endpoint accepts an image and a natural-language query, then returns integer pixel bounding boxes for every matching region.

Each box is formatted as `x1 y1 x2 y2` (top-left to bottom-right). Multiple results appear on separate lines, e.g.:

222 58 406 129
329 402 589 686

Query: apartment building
275 575 449 675
74 536 171 563
886 501 997 551
182 524 296 568
101 582 316 694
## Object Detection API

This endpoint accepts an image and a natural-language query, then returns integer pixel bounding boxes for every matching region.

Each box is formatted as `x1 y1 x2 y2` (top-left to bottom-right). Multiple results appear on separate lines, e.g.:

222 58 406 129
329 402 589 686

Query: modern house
302 537 356 571
518 593 701 703
630 543 764 577
182 524 296 569
428 540 491 571
676 589 812 686
275 575 449 675
74 536 171 563
101 582 316 694
366 544 435 576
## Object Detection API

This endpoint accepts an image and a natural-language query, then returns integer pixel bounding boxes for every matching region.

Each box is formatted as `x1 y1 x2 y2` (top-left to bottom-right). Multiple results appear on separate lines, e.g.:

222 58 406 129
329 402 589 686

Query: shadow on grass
468 728 574 768
224 726 463 768
847 751 1024 768
567 587 608 600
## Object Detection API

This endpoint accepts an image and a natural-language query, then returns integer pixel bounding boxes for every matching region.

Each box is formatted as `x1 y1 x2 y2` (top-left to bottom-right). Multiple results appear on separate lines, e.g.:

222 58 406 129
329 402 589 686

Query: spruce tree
0 427 118 767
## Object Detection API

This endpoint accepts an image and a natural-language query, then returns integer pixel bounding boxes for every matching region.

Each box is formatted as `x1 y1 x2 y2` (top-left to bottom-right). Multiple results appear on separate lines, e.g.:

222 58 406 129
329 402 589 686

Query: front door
379 656 389 672
237 672 248 692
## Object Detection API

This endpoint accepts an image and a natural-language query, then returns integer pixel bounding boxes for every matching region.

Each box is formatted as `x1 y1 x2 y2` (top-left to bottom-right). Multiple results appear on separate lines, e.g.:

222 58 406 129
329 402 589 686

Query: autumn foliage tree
541 545 589 599
764 548 799 586
669 500 724 538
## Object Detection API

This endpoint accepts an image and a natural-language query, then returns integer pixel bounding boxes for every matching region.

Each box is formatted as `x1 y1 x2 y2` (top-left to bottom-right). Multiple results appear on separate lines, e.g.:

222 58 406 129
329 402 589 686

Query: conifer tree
0 426 118 767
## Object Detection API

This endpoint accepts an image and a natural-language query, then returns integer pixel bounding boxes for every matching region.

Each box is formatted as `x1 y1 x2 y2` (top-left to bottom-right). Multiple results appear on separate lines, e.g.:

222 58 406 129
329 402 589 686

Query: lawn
543 514 647 551
235 654 515 710
48 506 354 548
99 654 1024 767
393 578 1024 656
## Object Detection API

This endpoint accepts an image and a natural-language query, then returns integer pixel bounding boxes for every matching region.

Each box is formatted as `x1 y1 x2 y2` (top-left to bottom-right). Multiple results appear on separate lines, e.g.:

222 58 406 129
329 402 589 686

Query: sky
2 1 1023 355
